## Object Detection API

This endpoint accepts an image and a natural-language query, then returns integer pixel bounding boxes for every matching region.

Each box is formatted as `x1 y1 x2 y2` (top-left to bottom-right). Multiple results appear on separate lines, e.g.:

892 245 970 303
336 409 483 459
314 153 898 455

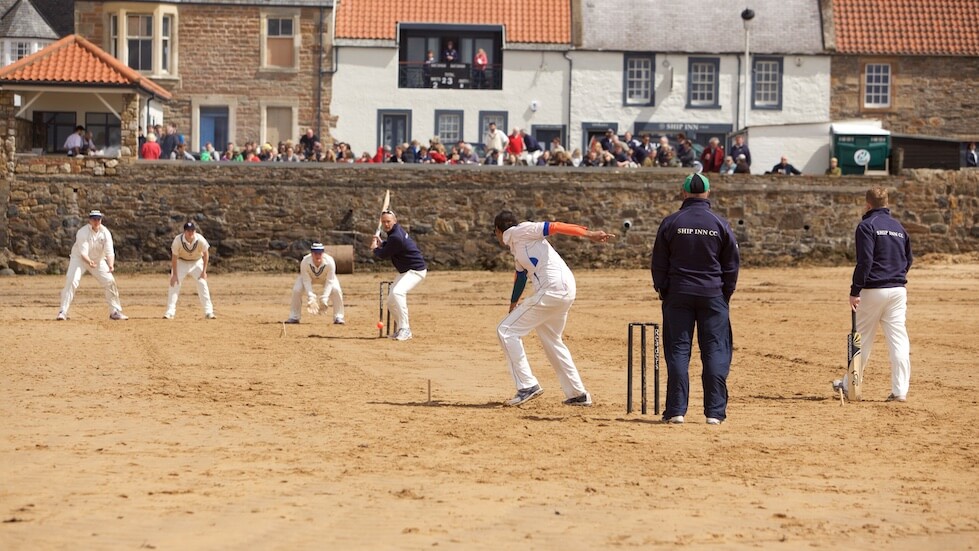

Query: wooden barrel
324 245 354 274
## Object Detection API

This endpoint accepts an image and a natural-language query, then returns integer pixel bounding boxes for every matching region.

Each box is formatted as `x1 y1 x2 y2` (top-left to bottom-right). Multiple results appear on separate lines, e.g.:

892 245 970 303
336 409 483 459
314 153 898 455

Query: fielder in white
57 210 128 320
284 242 345 324
493 210 614 406
164 221 215 320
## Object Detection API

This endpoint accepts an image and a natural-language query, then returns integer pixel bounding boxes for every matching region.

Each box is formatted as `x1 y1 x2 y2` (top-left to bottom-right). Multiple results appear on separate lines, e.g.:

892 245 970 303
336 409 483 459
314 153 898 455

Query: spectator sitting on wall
64 125 86 156
221 142 235 161
299 128 318 158
734 154 750 174
171 142 195 161
612 143 635 167
522 130 543 165
656 136 675 167
356 151 372 163
199 142 216 161
825 157 843 177
729 134 751 167
770 155 802 175
507 127 525 164
675 133 696 167
460 143 480 164
600 128 616 151
570 148 583 167
719 155 736 175
140 132 161 160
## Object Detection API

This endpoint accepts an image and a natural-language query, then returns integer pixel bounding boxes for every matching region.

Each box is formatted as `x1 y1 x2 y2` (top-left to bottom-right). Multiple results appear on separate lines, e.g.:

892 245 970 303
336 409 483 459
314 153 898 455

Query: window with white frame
126 14 153 71
623 54 654 106
105 4 178 77
0 40 43 66
752 57 782 109
261 11 299 70
435 110 463 144
863 63 891 108
15 42 31 61
687 58 719 108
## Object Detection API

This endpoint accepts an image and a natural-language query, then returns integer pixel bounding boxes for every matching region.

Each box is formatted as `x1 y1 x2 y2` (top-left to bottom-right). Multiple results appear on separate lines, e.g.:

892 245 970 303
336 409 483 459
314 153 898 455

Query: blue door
199 106 229 151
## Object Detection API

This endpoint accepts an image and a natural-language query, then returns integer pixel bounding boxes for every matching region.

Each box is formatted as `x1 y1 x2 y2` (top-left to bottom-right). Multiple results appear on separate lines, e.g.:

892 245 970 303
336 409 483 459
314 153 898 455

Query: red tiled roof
833 0 979 56
0 34 172 99
335 0 570 44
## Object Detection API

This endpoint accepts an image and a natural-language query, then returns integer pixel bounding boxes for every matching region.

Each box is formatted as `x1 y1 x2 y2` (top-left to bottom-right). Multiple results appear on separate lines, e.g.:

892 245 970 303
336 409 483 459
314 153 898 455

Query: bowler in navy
652 173 740 424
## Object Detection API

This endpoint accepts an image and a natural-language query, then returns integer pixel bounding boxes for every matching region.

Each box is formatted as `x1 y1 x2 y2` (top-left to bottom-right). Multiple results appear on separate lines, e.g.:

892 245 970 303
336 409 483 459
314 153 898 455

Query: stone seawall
3 162 978 273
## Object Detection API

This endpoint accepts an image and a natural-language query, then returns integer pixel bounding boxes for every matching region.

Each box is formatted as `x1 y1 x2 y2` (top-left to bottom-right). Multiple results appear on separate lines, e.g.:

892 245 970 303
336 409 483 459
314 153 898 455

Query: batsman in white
57 209 128 320
284 242 345 324
493 210 614 406
164 221 215 320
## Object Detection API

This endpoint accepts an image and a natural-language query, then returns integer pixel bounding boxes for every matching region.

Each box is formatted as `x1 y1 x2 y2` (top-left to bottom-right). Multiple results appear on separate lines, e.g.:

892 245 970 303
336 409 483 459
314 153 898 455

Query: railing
398 62 502 90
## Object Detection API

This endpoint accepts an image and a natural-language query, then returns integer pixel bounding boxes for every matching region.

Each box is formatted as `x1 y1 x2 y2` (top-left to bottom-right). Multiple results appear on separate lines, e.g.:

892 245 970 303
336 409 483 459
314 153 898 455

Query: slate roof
0 34 172 99
832 0 979 56
578 0 825 55
335 0 570 44
79 0 333 5
0 0 58 40
28 0 74 37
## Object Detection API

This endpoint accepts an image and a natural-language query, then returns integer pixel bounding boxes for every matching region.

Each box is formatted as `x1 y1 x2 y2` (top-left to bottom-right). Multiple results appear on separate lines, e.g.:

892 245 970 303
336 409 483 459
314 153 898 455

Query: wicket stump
378 281 392 338
627 322 660 415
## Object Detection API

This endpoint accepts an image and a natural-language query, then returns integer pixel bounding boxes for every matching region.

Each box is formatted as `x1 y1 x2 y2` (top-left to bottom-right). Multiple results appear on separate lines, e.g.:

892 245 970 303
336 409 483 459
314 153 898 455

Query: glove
306 294 320 315
321 295 330 308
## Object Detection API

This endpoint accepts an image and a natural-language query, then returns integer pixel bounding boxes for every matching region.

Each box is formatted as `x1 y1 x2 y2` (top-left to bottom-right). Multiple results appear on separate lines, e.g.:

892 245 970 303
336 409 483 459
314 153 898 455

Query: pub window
752 56 782 110
261 10 300 70
687 57 720 108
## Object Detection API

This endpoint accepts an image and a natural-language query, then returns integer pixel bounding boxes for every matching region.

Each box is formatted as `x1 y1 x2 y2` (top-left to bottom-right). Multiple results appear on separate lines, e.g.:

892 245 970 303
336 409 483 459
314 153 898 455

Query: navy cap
311 242 325 252
183 221 196 231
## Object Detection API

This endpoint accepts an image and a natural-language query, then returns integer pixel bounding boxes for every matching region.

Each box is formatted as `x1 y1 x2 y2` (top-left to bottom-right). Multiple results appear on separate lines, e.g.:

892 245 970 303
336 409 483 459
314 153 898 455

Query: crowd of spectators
137 123 819 175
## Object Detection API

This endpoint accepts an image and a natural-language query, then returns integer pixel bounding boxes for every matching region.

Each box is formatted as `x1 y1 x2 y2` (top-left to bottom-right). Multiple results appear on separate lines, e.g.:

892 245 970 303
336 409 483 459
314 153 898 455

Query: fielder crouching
164 221 215 320
285 242 345 324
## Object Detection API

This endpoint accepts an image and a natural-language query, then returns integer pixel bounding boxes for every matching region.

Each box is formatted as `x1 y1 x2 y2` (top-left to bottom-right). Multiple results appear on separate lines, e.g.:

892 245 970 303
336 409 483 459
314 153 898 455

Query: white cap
88 209 103 218
311 242 325 252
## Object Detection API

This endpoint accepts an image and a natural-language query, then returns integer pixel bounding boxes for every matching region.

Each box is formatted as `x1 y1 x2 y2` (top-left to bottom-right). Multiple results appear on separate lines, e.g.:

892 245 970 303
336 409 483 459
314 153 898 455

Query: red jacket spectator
506 130 524 157
140 138 161 160
700 138 725 173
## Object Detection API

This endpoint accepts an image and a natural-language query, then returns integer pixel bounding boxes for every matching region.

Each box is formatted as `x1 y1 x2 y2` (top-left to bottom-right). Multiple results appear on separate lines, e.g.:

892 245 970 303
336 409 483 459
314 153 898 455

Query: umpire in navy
652 173 740 425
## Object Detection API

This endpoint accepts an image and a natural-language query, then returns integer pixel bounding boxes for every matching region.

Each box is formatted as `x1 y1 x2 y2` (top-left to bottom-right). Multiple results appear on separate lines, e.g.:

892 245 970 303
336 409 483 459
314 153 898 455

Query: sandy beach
2 261 978 549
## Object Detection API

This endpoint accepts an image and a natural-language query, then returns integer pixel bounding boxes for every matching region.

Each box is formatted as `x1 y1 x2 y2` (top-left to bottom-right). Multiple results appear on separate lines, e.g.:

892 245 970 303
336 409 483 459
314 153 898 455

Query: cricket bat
846 309 864 402
374 189 391 238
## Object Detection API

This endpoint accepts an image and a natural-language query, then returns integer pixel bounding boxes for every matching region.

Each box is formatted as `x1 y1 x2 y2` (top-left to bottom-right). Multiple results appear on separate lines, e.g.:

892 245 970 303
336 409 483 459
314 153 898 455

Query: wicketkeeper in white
493 210 614 406
285 242 345 324
164 221 215 320
57 209 128 320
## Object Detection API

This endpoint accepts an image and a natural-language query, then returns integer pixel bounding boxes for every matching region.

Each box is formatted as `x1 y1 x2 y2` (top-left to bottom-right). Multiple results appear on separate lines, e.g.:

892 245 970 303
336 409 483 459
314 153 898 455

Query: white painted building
331 1 574 157
572 0 832 173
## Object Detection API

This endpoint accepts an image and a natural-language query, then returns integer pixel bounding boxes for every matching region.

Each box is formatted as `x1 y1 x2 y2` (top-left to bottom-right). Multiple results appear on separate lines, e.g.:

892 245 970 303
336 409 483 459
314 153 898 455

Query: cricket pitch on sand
2 263 978 549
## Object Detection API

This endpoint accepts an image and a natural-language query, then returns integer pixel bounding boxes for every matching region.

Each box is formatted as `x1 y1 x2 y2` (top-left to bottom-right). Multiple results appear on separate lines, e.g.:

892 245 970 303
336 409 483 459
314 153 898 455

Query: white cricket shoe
109 311 128 320
163 313 174 320
205 312 216 320
56 312 67 321
393 328 413 341
665 415 685 424
333 316 345 325
505 384 544 406
706 417 723 425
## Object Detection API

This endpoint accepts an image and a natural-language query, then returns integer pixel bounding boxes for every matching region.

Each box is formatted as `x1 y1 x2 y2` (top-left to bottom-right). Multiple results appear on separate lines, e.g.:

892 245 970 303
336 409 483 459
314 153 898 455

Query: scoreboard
427 63 472 89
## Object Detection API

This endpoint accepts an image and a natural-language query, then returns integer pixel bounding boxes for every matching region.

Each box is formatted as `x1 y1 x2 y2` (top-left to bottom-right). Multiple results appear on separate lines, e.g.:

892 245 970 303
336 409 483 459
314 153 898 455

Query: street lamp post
741 8 755 131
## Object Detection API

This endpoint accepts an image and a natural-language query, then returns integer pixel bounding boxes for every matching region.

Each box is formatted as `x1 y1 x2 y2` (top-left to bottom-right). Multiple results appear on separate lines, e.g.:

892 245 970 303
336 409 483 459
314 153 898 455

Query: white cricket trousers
857 287 912 397
497 291 586 399
289 276 344 321
388 269 426 331
166 258 213 317
60 257 122 316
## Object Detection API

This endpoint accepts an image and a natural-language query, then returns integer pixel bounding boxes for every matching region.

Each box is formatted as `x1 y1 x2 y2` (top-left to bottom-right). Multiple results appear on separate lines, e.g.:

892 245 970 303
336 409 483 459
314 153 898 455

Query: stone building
824 0 979 168
73 0 335 153
0 34 171 157
0 0 59 67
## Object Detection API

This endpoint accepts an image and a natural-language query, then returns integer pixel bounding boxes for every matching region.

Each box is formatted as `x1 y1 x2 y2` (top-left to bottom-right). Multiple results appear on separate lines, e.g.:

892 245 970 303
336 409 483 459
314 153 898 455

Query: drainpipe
564 51 573 150
734 54 741 135
316 5 324 137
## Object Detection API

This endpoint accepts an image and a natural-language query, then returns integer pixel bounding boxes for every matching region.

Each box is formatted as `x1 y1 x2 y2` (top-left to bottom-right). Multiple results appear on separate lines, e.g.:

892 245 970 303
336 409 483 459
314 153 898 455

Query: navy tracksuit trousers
661 293 732 420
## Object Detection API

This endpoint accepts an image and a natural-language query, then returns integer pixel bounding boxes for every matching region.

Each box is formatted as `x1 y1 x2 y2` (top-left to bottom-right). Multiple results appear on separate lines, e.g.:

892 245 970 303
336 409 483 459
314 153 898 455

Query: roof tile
834 0 979 56
0 34 172 99
335 0 569 44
